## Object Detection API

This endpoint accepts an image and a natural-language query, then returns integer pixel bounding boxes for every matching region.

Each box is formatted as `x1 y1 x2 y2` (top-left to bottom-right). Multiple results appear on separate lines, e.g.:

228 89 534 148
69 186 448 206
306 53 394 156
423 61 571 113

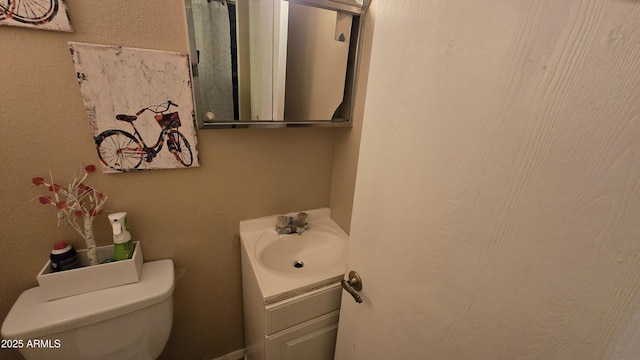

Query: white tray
36 241 143 301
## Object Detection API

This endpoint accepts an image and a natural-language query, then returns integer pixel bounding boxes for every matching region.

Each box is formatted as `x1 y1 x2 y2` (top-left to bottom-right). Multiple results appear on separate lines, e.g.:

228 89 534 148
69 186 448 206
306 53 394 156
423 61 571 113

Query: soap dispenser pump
108 212 133 261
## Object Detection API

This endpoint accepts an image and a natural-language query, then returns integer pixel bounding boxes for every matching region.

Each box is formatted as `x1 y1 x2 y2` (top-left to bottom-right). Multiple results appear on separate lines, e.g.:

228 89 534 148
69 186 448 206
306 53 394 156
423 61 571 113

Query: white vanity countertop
240 208 348 304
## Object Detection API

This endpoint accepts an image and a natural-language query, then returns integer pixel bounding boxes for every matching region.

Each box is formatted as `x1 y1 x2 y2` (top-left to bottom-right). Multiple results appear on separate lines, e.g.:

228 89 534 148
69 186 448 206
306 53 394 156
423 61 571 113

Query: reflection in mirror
285 3 349 120
192 1 238 120
186 0 251 122
185 0 369 128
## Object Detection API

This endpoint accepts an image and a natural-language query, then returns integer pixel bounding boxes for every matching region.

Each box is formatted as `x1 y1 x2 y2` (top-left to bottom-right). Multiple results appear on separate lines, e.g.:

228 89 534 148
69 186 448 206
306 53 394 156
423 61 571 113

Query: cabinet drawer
266 310 340 360
265 283 342 335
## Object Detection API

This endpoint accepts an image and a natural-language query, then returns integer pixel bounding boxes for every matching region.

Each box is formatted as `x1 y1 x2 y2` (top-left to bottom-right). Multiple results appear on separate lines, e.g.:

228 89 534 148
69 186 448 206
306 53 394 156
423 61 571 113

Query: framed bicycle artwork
69 42 200 173
0 0 73 32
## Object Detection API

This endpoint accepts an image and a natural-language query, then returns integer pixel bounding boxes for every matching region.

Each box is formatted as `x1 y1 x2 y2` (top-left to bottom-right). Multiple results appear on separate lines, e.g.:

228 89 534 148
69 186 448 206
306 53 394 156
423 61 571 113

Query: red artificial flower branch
30 165 108 265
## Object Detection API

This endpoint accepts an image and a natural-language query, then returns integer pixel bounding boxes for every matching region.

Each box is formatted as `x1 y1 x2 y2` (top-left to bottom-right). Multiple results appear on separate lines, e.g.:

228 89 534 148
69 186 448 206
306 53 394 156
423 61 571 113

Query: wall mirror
185 0 370 128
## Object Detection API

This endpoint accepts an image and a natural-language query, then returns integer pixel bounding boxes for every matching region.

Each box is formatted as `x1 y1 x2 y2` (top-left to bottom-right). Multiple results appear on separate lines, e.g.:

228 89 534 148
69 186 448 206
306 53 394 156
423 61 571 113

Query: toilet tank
1 260 174 360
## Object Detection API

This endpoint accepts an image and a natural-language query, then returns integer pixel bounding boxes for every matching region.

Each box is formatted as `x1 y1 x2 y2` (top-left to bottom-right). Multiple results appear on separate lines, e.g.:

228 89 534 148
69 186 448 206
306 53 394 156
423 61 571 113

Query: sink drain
293 260 304 269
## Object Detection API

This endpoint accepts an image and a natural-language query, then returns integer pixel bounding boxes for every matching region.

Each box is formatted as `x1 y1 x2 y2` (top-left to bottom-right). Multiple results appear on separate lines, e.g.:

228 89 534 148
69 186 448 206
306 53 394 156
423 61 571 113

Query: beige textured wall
0 1 354 359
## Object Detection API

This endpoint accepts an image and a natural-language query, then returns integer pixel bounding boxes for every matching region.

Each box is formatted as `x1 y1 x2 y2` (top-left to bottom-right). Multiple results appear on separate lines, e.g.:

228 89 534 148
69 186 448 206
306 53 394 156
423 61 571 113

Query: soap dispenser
108 212 133 261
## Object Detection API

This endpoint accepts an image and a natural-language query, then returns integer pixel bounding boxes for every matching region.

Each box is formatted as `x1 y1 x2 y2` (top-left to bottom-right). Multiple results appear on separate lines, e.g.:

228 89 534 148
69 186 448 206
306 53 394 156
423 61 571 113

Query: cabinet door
266 311 339 360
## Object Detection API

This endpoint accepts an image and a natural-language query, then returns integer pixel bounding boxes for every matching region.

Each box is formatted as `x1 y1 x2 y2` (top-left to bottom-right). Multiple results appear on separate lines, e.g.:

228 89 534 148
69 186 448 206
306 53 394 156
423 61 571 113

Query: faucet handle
276 216 290 230
296 212 308 225
294 212 309 235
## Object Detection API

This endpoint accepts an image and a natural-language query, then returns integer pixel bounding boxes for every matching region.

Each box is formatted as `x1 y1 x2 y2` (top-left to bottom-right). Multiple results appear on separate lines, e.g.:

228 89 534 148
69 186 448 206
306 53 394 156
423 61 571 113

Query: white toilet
1 259 174 360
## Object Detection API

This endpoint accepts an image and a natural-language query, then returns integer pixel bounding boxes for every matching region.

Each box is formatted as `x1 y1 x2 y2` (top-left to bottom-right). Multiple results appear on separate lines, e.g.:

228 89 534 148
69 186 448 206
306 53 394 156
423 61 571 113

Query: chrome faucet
276 212 309 235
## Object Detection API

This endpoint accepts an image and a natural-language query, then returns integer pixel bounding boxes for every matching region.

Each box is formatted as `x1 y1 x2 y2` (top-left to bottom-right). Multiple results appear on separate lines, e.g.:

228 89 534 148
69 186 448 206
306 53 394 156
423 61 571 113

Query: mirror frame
185 0 371 129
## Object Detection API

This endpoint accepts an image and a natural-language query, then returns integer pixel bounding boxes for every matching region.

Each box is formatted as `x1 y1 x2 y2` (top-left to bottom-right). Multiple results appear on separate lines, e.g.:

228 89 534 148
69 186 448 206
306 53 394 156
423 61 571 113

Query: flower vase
84 218 99 266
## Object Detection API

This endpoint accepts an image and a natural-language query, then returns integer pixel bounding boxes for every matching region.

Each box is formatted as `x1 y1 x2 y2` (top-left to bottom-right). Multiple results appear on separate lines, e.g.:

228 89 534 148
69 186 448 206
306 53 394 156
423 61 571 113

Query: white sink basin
255 226 348 277
240 208 349 303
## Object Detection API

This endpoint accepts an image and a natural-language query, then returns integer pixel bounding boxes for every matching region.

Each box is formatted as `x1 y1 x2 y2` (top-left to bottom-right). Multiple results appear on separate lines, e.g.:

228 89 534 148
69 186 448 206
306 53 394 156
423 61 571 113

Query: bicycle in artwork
0 0 59 24
94 101 194 172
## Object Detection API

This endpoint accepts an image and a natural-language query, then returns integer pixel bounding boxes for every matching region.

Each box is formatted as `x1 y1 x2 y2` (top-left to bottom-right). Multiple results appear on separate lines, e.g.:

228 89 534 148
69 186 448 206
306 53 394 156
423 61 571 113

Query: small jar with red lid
50 241 79 272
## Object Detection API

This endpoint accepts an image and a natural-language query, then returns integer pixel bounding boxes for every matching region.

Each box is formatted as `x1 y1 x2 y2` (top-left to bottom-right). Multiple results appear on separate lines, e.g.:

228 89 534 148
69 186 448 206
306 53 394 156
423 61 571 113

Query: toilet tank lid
1 259 175 339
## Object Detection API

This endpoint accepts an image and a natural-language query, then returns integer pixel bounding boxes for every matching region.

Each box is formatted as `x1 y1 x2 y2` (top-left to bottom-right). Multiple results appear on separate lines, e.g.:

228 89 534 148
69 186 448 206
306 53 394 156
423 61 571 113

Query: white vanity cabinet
243 278 342 360
239 208 349 360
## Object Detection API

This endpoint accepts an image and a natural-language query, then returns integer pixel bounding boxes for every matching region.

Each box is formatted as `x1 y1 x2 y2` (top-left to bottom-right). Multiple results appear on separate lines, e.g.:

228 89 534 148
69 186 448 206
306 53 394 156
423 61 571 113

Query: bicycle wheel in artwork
69 42 200 173
0 0 73 32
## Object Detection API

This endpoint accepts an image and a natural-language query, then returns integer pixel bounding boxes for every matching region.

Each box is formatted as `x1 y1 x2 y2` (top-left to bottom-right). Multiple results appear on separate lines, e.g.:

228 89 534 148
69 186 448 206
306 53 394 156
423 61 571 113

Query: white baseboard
211 348 245 360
